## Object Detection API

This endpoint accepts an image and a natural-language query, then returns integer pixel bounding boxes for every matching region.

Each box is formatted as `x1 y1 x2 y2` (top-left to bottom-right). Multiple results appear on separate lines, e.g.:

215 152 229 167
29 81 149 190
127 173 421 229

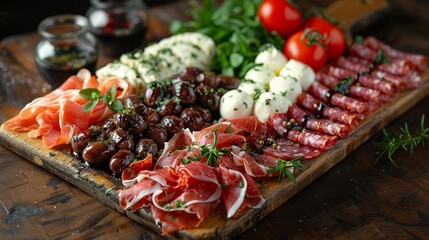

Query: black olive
109 128 134 150
180 108 204 131
145 124 168 147
160 115 184 137
171 81 196 106
195 84 220 111
135 138 158 159
156 98 182 118
144 107 160 124
109 150 135 175
195 72 219 88
192 105 212 123
171 67 204 83
71 126 102 153
112 112 146 134
216 75 240 89
82 140 116 166
124 94 148 116
102 118 116 135
145 83 164 107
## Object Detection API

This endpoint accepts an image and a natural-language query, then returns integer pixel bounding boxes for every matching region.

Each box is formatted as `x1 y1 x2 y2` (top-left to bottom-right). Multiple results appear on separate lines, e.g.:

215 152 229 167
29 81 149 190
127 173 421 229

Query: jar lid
38 14 90 40
89 0 144 9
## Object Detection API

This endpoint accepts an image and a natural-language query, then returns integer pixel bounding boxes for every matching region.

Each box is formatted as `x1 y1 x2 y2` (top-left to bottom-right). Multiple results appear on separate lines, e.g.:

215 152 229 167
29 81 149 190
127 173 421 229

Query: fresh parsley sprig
200 129 231 167
267 157 303 182
79 86 124 113
375 115 429 164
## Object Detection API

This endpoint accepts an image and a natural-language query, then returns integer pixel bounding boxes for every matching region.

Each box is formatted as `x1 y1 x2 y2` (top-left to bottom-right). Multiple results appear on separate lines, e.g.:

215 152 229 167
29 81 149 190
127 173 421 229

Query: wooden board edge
1 73 429 239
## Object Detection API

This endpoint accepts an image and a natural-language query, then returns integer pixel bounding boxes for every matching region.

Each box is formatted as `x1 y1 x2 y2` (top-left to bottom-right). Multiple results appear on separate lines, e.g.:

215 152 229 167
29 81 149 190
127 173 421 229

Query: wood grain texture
1 72 428 239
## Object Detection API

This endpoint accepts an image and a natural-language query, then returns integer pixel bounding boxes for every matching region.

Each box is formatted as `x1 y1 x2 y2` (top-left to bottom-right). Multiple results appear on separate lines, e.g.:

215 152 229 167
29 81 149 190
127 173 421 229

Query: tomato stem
301 28 327 48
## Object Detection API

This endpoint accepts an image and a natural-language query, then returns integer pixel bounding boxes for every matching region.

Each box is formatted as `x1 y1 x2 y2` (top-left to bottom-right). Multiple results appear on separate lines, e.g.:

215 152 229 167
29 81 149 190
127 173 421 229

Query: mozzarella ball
269 75 302 103
220 90 254 120
238 81 267 99
279 59 315 91
253 92 292 123
244 66 275 87
255 46 288 75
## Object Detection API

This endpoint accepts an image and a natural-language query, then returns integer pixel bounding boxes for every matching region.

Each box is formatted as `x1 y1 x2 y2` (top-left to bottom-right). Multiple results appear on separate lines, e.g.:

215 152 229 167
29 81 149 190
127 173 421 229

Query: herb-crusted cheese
220 90 254 120
254 92 291 123
96 62 145 93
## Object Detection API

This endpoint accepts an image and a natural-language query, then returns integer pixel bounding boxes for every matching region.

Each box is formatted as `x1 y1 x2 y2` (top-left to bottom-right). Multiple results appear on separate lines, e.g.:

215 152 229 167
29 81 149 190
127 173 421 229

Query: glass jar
86 0 149 57
35 14 98 88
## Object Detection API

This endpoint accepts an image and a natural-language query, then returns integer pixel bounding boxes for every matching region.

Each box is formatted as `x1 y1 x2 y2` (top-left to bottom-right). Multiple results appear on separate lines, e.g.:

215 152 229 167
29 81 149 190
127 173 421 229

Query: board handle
327 0 390 42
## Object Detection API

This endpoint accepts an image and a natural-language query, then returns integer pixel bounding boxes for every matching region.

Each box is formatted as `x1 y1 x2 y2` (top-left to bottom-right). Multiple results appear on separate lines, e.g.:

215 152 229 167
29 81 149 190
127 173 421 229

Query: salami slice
336 56 369 73
328 66 353 79
371 70 411 89
357 75 398 96
286 129 338 150
296 92 359 127
348 44 377 62
364 36 428 71
308 81 369 113
262 138 322 160
287 104 351 138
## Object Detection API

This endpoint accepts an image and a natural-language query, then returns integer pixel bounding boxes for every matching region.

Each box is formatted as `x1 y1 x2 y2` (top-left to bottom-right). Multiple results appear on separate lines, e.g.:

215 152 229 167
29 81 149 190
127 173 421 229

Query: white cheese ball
244 66 275 87
237 81 267 99
279 59 315 91
220 90 254 120
269 75 302 103
255 46 288 75
253 92 292 123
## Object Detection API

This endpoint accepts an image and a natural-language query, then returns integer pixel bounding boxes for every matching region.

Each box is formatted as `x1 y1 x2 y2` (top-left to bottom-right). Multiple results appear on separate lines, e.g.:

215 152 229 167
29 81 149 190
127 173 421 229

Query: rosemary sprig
267 157 303 182
200 129 231 167
375 115 429 164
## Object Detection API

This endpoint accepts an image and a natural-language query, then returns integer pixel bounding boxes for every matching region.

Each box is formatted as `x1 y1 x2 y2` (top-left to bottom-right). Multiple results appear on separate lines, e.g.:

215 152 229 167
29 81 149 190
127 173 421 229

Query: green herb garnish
375 115 429 164
267 157 303 182
200 128 231 167
79 85 124 112
334 76 353 95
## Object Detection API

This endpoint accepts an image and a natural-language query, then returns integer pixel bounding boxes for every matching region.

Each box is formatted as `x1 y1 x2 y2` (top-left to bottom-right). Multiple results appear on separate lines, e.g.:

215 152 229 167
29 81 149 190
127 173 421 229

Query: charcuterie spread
1 0 429 238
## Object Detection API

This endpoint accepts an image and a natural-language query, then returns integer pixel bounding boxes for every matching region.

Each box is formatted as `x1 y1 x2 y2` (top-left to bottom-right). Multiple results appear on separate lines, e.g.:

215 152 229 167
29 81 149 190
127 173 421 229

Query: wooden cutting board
3 0 428 239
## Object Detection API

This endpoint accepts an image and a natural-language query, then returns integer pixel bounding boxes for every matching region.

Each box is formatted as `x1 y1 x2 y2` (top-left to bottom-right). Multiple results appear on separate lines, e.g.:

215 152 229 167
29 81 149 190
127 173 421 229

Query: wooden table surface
1 0 429 239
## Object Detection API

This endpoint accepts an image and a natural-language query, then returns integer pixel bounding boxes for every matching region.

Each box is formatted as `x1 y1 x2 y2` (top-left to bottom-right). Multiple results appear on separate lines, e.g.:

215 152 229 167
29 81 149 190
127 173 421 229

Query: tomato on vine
258 0 303 38
283 28 328 72
303 16 346 60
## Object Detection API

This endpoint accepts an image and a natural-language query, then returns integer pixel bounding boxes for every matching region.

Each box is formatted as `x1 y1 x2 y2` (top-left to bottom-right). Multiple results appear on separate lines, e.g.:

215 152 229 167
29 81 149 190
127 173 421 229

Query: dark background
0 0 175 40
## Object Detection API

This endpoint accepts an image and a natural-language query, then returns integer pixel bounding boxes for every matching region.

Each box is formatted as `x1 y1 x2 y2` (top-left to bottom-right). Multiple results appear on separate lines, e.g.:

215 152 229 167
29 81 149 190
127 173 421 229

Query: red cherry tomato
258 0 303 38
303 17 346 60
283 29 328 72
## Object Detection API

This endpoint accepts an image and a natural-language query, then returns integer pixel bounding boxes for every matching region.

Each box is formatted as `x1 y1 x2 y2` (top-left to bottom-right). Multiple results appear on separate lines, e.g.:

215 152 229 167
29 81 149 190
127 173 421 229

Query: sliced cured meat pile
3 69 134 148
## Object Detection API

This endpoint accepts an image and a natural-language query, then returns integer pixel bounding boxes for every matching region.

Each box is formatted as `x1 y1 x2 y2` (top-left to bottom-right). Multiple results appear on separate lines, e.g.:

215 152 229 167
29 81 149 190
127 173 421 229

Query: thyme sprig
375 115 429 164
267 157 303 182
200 129 231 167
79 85 124 112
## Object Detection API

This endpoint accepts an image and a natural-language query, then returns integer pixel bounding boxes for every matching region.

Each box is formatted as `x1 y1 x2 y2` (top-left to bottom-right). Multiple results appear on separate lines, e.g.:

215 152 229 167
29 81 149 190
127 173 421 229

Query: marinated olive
216 75 240 89
160 115 184 137
145 83 164 107
82 140 116 165
196 72 219 88
71 126 102 153
180 108 204 131
156 98 182 118
195 84 220 111
145 124 168 147
144 107 160 124
102 118 116 135
171 81 196 106
192 105 212 123
124 94 148 116
109 150 135 175
113 112 146 134
135 138 158 159
109 128 134 150
129 113 147 135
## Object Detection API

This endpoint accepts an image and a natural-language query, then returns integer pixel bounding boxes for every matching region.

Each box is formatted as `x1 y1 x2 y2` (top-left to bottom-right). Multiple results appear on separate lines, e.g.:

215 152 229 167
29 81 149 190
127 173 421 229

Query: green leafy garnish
374 50 390 64
267 157 303 182
170 0 284 77
334 76 353 95
354 35 364 44
200 128 231 167
79 85 124 113
375 115 429 164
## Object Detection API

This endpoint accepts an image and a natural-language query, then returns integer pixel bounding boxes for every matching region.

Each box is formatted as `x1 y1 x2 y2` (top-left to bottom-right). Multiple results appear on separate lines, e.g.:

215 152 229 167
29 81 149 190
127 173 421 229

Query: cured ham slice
4 69 133 148
308 81 369 113
363 36 428 71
